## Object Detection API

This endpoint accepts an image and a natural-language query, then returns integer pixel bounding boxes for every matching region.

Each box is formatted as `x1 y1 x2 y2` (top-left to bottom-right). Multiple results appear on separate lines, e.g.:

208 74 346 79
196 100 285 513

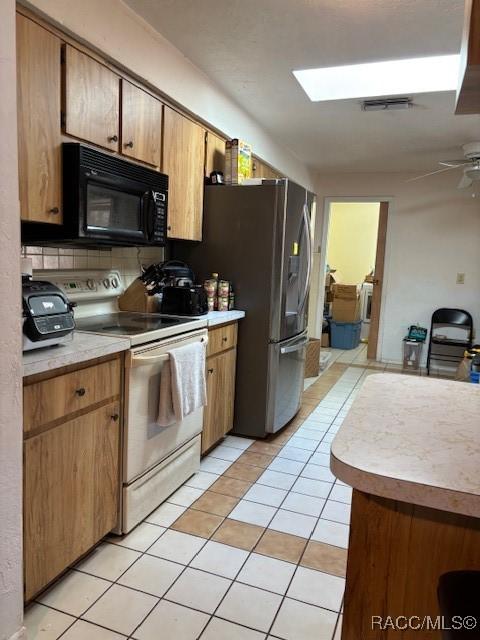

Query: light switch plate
456 273 465 284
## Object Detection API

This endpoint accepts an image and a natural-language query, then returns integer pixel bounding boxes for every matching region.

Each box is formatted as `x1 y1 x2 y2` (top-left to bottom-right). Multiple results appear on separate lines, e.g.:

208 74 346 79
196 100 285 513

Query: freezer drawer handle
280 337 308 354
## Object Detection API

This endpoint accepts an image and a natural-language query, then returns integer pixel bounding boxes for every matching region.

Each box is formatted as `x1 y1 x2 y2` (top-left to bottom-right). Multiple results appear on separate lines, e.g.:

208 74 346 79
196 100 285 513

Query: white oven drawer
124 329 207 484
122 434 200 533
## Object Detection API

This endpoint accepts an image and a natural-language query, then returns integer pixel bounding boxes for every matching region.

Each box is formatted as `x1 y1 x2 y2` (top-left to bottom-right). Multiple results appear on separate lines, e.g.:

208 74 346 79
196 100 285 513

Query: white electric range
36 270 208 532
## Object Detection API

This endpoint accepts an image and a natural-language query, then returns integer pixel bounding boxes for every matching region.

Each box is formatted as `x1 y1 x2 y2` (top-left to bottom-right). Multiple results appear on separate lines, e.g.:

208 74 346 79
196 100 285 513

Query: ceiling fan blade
458 174 473 189
406 165 463 183
439 160 471 167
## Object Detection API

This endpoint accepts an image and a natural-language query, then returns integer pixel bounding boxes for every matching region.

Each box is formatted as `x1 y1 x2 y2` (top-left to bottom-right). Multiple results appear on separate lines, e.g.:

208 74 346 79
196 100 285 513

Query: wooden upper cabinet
163 107 205 241
252 158 281 179
121 80 162 167
64 45 120 151
456 0 480 114
17 15 62 224
205 131 226 177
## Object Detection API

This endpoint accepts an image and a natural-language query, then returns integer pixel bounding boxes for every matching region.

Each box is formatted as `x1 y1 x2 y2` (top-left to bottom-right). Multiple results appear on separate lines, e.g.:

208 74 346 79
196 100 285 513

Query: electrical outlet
456 273 465 285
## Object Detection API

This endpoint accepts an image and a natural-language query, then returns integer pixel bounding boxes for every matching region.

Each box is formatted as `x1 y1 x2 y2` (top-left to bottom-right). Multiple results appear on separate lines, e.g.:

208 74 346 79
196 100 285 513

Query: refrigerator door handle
280 336 309 354
299 203 312 311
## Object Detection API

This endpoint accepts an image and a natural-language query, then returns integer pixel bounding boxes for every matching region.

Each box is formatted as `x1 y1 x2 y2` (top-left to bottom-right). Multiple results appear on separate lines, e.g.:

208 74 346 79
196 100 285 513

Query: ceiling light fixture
293 54 460 102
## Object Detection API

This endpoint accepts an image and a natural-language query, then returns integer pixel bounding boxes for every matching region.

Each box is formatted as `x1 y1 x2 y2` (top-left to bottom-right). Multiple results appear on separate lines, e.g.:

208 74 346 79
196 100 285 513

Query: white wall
0 1 24 639
22 0 314 190
312 171 480 364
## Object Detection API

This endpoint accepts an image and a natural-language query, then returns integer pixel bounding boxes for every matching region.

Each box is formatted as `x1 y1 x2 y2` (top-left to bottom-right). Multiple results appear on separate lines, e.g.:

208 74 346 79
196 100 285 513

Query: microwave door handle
143 190 155 241
298 203 312 312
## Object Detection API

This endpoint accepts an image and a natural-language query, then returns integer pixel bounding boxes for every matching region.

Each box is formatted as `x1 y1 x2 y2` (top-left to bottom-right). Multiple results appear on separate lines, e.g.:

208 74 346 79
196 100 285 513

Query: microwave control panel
151 191 167 245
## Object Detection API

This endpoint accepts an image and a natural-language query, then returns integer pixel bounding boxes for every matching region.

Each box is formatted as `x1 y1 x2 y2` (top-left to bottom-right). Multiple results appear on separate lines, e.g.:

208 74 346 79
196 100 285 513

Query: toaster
22 276 75 351
160 285 208 316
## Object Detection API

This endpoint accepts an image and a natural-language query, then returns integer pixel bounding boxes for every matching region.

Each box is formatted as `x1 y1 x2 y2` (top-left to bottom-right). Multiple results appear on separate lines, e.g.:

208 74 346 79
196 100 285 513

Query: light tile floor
25 362 381 640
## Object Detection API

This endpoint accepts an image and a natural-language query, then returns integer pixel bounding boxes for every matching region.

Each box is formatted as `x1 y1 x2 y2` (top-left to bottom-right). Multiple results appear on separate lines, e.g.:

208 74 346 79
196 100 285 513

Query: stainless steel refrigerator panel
174 184 281 348
266 331 308 433
275 181 312 342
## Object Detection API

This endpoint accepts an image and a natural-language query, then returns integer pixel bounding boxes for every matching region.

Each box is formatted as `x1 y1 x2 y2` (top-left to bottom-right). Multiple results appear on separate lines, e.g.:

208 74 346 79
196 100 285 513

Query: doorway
312 199 389 361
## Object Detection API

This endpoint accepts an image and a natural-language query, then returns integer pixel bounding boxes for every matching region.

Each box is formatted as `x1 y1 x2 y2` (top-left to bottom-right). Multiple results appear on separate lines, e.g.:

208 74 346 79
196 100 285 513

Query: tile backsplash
22 245 164 288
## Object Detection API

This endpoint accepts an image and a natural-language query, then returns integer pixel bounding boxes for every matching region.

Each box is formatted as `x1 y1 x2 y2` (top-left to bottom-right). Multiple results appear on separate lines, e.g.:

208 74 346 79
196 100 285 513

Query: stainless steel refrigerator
175 179 315 438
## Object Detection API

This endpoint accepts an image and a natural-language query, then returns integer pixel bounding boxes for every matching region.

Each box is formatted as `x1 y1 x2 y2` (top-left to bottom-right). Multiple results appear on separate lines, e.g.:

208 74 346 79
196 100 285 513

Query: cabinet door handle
49 206 59 214
208 368 214 374
111 413 120 422
108 134 118 142
75 387 86 397
124 140 134 148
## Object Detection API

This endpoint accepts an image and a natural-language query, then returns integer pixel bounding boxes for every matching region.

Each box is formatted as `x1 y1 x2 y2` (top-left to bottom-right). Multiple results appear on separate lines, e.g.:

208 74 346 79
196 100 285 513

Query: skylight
293 54 461 102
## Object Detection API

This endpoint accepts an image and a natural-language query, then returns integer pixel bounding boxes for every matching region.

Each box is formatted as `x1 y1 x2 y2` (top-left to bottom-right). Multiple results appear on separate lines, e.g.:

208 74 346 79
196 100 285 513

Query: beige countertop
331 373 480 518
23 311 245 377
23 332 130 377
191 310 245 326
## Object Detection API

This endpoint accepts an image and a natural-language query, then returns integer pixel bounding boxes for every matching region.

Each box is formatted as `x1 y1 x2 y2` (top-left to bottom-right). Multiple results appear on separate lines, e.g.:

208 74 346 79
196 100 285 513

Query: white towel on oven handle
157 340 207 426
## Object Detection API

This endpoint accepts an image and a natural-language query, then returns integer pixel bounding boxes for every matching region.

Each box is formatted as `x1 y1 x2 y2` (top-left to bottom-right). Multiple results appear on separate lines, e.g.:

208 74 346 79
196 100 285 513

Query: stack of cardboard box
325 272 336 304
331 284 361 322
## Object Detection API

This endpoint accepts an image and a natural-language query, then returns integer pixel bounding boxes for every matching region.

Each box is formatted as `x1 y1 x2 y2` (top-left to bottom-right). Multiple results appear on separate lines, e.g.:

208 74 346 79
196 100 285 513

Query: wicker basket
305 338 321 377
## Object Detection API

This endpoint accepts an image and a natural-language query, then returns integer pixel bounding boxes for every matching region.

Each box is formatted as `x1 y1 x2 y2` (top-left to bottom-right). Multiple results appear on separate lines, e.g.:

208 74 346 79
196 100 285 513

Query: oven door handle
129 352 169 368
127 337 208 368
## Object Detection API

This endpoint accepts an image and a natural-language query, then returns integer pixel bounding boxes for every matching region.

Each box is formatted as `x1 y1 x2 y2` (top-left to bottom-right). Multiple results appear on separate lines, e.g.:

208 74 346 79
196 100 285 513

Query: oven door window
86 183 145 240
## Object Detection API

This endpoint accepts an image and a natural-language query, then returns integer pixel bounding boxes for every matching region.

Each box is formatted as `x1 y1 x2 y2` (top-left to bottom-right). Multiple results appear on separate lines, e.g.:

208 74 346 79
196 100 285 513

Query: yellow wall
326 202 380 285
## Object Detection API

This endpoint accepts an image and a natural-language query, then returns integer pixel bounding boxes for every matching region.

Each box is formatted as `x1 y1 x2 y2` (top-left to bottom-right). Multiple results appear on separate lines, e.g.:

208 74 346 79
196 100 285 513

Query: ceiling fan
407 142 480 189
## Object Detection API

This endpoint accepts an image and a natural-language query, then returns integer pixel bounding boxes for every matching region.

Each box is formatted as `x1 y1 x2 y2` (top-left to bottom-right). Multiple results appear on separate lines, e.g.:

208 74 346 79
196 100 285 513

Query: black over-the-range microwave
21 143 168 247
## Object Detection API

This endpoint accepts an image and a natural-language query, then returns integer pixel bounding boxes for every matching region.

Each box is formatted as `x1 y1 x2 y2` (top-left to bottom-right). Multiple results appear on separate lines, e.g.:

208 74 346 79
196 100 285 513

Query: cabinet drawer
207 322 238 357
24 358 121 434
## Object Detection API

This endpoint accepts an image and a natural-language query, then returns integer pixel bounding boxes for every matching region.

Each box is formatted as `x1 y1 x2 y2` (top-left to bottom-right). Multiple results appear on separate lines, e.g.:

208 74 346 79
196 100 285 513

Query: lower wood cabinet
23 356 122 601
202 323 238 454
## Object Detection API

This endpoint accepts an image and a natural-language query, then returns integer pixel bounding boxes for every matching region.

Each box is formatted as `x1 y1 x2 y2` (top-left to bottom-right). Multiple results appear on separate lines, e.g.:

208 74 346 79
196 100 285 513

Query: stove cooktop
75 312 198 336
74 312 208 346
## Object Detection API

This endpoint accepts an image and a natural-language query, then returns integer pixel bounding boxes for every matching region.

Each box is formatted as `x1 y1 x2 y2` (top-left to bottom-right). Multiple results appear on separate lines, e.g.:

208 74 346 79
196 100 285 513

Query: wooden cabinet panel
16 15 62 224
163 107 205 241
23 358 121 434
205 131 226 177
456 0 480 114
202 348 237 454
121 80 162 166
64 45 120 151
252 158 281 180
24 401 120 600
207 323 238 357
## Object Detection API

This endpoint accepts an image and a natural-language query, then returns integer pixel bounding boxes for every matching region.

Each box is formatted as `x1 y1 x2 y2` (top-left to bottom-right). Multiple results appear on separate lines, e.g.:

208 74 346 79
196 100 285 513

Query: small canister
217 296 229 311
218 280 230 297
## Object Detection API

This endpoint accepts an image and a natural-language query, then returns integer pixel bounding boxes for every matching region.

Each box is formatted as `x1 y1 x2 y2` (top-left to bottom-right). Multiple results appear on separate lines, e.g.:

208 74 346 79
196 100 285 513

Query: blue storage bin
330 320 362 350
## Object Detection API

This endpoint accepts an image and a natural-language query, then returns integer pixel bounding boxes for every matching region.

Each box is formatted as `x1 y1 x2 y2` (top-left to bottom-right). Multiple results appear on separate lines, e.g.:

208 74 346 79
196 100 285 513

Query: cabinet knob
75 387 86 397
222 336 228 342
124 140 134 148
167 225 171 231
108 135 118 142
208 368 214 374
49 206 59 214
111 413 120 422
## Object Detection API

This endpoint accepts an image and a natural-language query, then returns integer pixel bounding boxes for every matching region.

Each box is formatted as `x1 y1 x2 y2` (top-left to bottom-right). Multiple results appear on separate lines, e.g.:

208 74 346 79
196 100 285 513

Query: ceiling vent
362 97 413 111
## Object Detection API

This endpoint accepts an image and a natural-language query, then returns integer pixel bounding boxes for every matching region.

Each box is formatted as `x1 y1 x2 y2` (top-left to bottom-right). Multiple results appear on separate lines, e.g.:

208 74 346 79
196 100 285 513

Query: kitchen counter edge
330 373 480 519
23 333 131 378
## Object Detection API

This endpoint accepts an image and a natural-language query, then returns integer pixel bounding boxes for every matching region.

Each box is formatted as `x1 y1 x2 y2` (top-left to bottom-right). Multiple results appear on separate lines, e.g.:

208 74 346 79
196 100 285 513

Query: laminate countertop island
331 373 480 640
